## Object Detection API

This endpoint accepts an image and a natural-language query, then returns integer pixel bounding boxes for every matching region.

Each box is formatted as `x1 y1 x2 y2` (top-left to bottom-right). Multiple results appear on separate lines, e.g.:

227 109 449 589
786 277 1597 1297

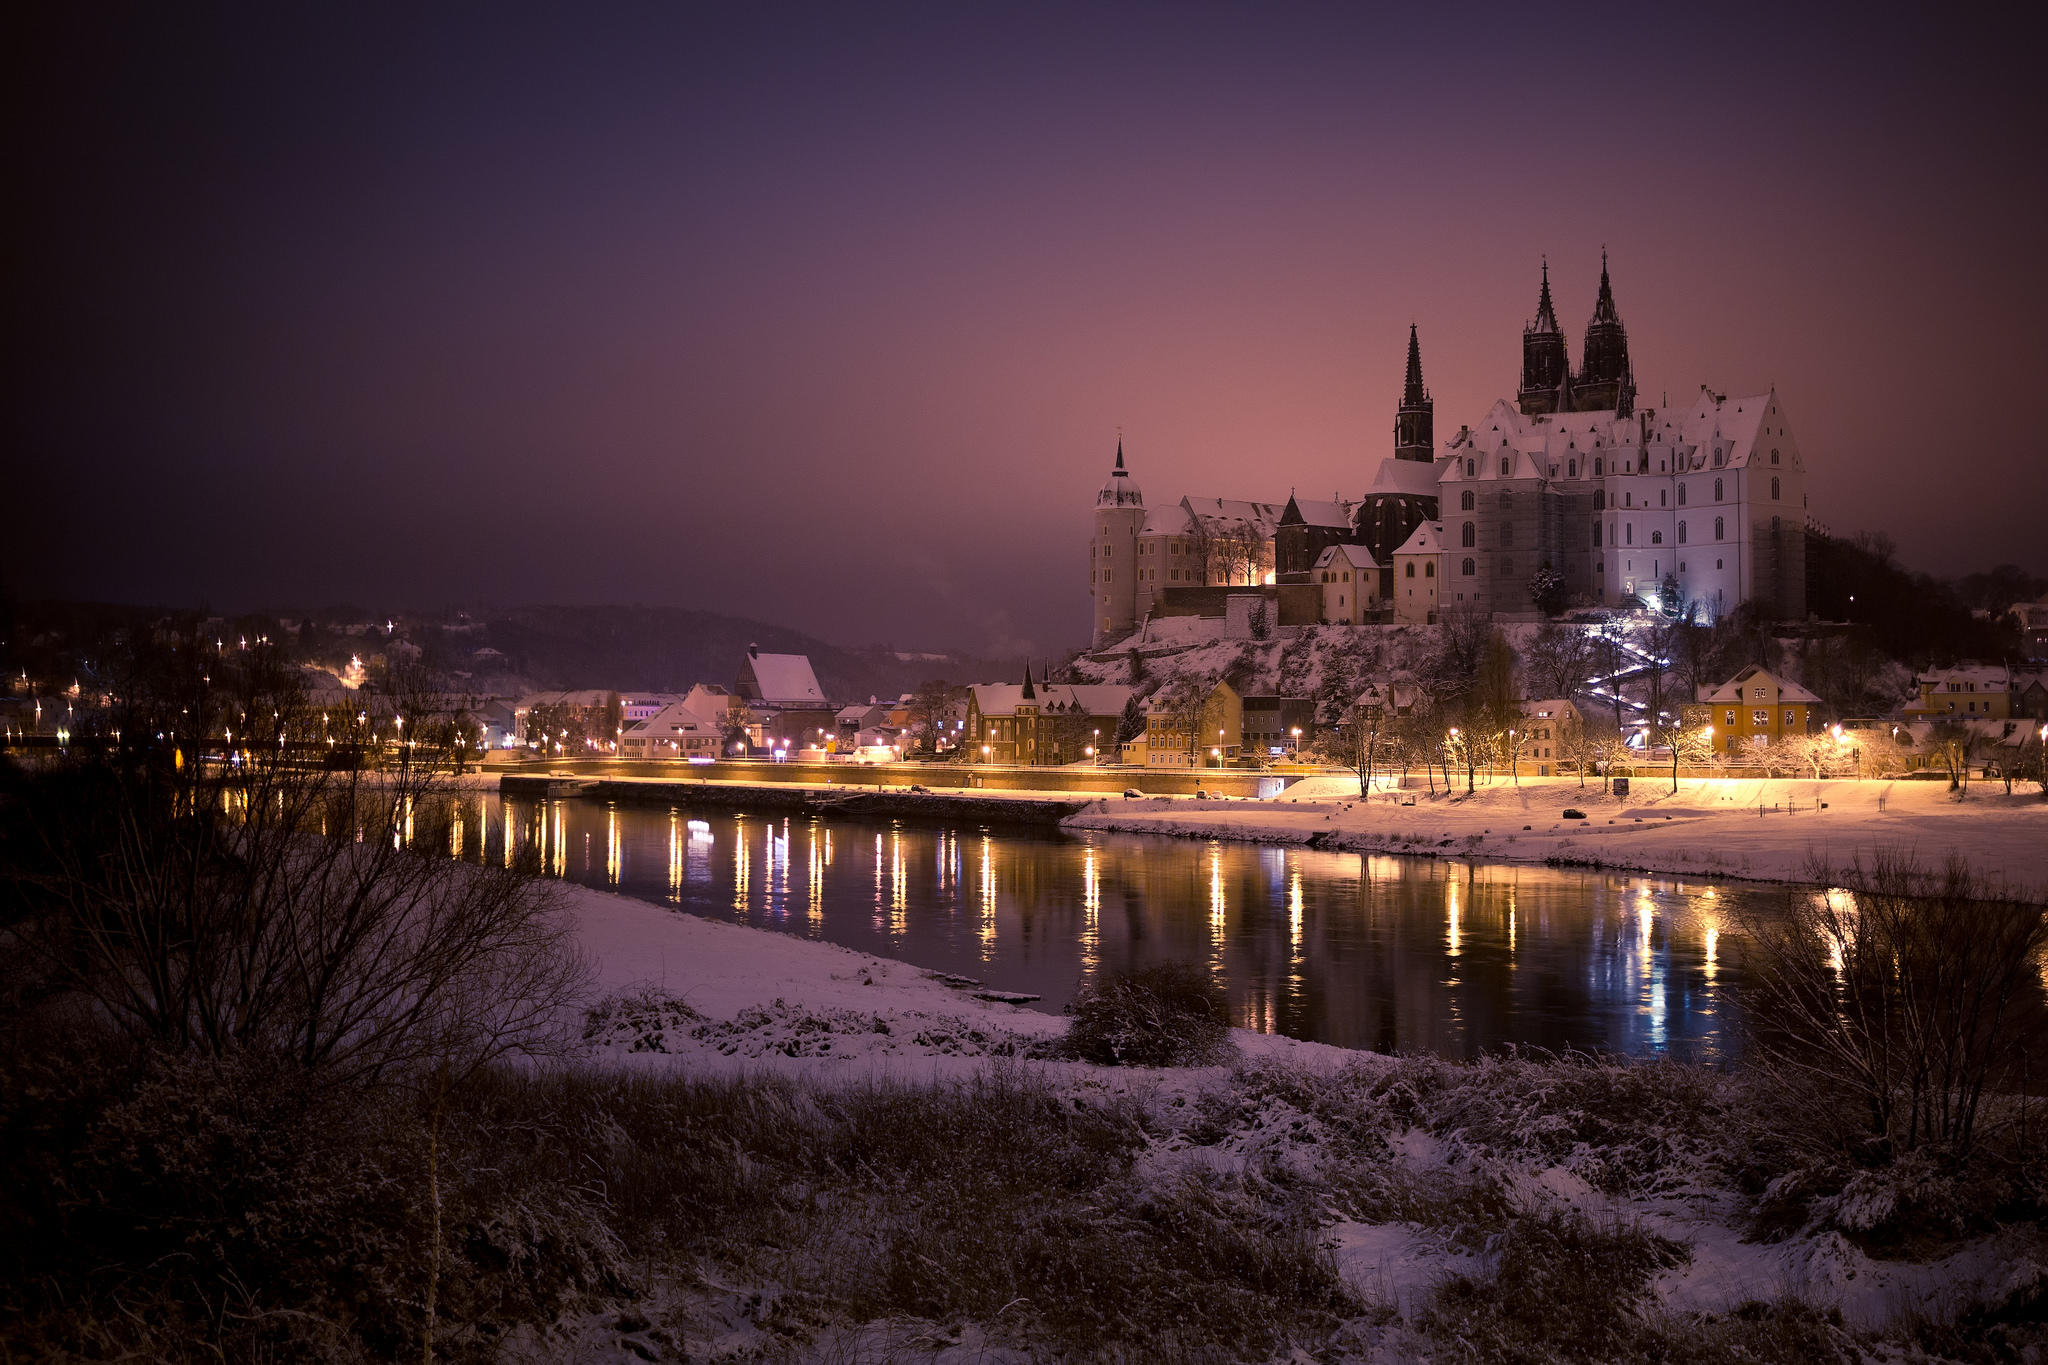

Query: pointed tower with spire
1090 436 1147 646
1517 259 1573 416
1394 323 1434 461
1573 249 1635 415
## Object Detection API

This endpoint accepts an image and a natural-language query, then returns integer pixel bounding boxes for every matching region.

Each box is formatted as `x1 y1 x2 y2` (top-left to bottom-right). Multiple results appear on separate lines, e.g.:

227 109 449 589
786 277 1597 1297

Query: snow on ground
1066 774 2048 890
560 879 2041 1335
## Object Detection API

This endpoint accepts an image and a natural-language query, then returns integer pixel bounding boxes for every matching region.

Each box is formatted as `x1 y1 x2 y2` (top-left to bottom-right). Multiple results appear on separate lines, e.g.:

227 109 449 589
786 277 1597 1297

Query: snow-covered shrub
1062 963 1234 1066
581 985 704 1053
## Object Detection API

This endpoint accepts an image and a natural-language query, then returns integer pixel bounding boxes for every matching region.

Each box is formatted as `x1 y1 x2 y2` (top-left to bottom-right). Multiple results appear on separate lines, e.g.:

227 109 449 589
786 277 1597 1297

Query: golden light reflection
1208 844 1225 952
1702 914 1720 982
1081 845 1101 974
668 812 683 902
889 828 906 934
732 817 751 915
978 834 996 958
503 803 514 868
550 803 566 878
1288 869 1303 956
605 807 621 887
1445 876 1462 958
450 808 465 860
807 823 823 926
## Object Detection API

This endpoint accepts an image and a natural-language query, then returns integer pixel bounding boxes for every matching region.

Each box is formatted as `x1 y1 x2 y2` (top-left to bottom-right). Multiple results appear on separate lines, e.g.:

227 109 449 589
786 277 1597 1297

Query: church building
1087 256 1810 644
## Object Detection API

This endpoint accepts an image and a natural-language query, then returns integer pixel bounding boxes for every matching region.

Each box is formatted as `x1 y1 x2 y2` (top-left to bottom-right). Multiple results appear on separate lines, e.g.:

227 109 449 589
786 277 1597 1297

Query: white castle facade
1087 257 1811 646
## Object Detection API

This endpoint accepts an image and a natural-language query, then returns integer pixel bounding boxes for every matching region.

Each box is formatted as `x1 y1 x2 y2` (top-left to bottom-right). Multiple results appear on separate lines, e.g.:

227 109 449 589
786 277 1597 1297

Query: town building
1088 256 1811 645
1698 665 1820 754
1390 522 1445 624
964 670 1132 765
733 646 833 749
1314 543 1380 624
618 698 727 760
1518 698 1581 776
1900 664 2013 721
1241 694 1318 759
1144 680 1243 767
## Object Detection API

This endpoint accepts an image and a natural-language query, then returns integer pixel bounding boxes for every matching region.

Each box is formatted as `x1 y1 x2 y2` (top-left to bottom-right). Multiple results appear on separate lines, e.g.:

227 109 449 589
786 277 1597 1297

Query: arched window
1594 489 1606 511
1500 457 1510 475
1568 459 1576 477
1460 489 1474 511
1625 524 1633 545
1678 521 1688 543
1713 477 1723 501
1593 523 1602 547
1677 483 1687 505
1650 530 1663 544
1425 561 1434 578
1771 476 1781 500
1461 558 1475 576
1461 522 1475 547
1771 448 1781 464
1498 491 1512 510
1714 516 1725 540
1594 457 1603 476
1465 458 1475 476
1404 562 1415 578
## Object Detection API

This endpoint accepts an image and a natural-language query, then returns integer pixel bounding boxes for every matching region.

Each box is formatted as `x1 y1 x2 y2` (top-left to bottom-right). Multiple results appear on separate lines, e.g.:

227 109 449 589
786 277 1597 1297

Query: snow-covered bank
1065 775 2048 890
567 881 1349 1078
557 882 2045 1347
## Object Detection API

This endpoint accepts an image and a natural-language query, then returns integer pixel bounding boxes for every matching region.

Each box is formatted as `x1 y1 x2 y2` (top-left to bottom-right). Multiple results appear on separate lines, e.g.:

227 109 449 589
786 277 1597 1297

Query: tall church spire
1532 258 1562 334
1591 248 1619 324
1394 324 1434 461
1402 323 1427 407
1518 258 1571 416
1576 248 1634 414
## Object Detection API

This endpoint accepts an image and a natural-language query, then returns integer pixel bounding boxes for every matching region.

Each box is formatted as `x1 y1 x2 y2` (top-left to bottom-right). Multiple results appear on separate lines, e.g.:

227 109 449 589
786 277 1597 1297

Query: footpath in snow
1065 774 2048 891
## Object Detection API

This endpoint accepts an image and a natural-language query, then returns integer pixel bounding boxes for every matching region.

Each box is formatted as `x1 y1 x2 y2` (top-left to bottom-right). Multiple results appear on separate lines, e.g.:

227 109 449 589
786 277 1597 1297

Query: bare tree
1525 622 1594 703
1738 852 2048 1158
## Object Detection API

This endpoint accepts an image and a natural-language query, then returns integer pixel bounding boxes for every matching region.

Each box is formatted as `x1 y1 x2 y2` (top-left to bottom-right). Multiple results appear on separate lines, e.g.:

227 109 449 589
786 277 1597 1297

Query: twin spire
1519 252 1633 417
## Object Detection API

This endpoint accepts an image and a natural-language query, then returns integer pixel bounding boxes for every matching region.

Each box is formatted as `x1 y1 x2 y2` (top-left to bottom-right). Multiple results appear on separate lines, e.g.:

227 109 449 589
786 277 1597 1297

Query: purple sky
8 4 2046 654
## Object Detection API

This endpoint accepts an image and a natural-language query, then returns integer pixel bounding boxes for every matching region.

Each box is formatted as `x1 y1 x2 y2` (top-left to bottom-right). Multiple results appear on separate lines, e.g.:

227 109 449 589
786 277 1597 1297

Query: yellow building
1313 542 1379 624
1518 698 1581 775
1699 664 1819 754
1144 680 1243 767
1900 664 2011 721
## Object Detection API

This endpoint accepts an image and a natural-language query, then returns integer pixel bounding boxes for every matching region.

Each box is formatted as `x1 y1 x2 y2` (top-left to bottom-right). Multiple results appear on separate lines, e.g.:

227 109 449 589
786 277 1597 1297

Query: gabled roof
1393 521 1444 557
736 650 826 706
1313 542 1378 570
624 699 729 736
969 682 1133 718
1701 664 1821 706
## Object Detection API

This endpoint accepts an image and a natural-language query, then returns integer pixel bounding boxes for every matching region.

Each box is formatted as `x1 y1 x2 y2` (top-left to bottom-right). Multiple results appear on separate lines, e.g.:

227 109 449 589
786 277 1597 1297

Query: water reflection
415 793 1790 1060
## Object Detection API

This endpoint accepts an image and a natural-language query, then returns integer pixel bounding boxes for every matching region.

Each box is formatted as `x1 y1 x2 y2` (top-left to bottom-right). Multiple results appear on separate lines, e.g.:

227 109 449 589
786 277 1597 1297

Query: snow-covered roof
969 683 1133 718
1915 664 2011 690
1183 496 1284 541
1438 390 1787 478
1289 498 1355 529
1520 698 1578 719
623 699 728 737
1392 521 1444 557
1364 457 1442 499
736 650 826 706
1140 503 1194 537
1313 542 1378 570
1701 665 1821 706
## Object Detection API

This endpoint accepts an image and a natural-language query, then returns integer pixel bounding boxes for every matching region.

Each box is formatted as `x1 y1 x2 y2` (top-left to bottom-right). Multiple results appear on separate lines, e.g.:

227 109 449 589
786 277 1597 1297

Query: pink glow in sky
8 5 2045 652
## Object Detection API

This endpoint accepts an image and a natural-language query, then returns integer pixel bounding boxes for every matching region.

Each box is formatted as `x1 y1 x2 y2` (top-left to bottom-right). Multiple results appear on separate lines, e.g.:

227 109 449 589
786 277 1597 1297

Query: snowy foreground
1068 774 2048 892
554 883 2045 1359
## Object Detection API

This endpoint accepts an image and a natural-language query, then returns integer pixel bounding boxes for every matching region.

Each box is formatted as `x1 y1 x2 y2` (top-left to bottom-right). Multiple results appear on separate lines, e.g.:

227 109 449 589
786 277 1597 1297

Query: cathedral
1087 256 1810 646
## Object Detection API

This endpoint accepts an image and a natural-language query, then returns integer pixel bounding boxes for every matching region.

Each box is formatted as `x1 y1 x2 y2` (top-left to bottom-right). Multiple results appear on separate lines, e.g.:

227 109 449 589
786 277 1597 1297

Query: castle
1088 256 1810 646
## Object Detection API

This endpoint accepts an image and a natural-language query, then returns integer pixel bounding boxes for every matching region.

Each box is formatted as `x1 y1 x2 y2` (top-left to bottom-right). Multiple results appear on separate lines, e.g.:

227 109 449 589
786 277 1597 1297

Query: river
447 794 1771 1060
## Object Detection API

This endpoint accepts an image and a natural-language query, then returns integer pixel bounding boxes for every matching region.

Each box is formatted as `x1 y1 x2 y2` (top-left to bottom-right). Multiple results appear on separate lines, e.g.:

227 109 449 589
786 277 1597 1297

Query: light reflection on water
422 794 1780 1061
